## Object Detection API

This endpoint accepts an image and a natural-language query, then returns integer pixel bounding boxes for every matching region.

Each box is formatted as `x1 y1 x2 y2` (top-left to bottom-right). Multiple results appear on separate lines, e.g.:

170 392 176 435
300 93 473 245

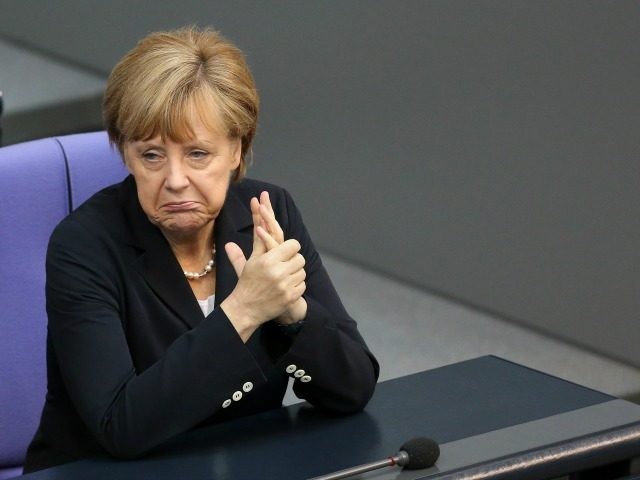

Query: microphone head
400 437 440 470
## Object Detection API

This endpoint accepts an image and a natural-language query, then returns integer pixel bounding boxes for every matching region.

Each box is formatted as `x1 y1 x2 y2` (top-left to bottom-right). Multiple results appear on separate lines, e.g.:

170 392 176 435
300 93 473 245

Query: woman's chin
154 214 212 237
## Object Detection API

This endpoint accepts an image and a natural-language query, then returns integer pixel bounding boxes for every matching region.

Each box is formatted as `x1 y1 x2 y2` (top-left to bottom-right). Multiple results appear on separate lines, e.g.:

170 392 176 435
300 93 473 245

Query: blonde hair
103 26 259 182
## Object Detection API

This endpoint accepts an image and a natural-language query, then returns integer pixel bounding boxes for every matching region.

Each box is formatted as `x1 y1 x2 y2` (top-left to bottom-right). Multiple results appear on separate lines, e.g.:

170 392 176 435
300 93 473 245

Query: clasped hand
221 192 307 341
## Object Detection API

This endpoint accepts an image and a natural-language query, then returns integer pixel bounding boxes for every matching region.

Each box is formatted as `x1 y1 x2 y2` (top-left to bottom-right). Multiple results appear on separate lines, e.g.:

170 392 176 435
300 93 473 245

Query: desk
20 356 640 479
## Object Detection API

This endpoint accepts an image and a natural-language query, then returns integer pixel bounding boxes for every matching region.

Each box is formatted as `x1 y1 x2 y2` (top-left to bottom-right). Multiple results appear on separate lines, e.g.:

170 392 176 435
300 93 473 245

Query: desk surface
20 356 640 479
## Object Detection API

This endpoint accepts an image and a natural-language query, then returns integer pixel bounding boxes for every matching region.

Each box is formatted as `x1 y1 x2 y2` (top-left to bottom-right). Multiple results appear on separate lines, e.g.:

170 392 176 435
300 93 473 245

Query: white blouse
197 294 216 317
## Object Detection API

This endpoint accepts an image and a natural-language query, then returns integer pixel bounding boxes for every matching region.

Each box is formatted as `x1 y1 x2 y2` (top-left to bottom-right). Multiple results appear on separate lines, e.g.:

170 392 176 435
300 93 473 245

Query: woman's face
123 117 241 237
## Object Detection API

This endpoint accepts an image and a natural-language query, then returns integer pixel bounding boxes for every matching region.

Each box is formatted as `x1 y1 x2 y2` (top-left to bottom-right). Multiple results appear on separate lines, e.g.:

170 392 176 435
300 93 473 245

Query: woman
24 27 378 472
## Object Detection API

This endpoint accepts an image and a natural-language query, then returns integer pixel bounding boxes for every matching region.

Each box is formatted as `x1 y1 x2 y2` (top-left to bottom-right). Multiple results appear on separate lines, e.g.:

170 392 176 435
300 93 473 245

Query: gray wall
1 1 639 365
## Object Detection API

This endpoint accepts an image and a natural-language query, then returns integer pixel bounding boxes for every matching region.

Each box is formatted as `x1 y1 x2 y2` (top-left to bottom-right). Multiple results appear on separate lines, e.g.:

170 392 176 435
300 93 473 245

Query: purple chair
0 132 127 479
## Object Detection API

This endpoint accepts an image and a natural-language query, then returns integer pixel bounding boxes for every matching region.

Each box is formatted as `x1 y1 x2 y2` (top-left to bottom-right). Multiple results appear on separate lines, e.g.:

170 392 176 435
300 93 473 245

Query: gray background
1 1 638 366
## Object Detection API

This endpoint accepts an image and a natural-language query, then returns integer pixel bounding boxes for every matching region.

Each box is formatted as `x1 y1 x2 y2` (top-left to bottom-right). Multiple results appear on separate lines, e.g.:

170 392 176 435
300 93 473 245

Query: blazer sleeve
45 218 268 459
274 189 380 412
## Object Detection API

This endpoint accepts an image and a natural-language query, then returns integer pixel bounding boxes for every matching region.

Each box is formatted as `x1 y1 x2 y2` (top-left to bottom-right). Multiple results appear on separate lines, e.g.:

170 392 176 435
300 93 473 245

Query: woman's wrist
220 295 259 343
277 298 308 325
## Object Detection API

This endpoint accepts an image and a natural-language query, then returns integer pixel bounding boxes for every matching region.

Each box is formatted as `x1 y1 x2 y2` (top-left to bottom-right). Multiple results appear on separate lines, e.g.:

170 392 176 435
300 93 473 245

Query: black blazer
24 176 379 472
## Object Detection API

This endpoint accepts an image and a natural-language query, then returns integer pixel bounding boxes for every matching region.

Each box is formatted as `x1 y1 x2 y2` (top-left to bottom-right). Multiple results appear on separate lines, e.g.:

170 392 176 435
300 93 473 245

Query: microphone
308 437 440 480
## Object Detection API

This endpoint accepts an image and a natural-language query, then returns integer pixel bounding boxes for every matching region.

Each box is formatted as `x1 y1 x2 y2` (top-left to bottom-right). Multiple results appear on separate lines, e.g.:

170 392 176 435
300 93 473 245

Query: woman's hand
251 191 308 325
220 191 307 341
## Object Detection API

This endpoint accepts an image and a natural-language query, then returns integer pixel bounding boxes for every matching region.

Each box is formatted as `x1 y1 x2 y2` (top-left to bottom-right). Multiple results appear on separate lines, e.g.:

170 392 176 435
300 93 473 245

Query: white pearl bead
183 246 216 279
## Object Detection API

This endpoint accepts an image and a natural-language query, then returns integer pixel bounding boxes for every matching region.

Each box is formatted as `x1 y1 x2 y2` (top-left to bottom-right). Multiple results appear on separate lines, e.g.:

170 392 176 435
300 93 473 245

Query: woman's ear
230 137 242 170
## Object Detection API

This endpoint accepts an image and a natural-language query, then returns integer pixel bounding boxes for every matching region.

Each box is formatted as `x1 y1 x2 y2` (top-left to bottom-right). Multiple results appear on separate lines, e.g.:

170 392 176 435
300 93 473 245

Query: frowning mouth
162 201 198 211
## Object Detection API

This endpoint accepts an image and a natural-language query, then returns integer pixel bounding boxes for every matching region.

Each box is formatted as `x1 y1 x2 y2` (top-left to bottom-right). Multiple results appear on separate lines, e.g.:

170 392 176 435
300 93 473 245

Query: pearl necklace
183 246 216 280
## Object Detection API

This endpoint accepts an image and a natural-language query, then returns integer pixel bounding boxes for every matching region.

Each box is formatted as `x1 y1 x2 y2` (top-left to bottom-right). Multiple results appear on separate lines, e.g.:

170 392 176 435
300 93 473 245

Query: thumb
224 242 247 277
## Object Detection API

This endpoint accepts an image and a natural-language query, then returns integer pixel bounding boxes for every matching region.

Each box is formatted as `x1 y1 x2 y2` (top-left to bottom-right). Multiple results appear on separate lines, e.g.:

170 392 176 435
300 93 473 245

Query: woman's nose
164 159 190 191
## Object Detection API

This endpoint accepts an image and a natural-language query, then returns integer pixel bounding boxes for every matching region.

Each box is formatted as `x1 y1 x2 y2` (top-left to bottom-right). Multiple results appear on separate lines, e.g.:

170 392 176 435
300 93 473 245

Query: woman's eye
190 150 208 160
142 152 161 162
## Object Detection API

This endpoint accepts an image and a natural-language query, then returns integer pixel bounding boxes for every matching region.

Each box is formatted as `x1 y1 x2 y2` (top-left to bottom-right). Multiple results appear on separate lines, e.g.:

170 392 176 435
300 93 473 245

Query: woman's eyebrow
181 141 220 152
131 140 164 150
186 137 218 146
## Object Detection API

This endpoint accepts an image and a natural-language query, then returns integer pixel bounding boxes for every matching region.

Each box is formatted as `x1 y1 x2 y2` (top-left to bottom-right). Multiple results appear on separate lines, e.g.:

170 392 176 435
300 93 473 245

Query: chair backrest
0 131 126 478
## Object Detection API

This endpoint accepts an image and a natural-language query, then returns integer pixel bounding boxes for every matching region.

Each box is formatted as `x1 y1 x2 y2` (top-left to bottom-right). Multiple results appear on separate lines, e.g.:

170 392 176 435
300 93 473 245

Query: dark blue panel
20 356 614 480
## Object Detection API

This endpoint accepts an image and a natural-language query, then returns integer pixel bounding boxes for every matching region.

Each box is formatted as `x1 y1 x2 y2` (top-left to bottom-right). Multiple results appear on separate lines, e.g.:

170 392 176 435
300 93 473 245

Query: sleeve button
294 369 305 378
301 375 312 383
286 364 297 374
242 382 253 392
232 391 243 401
222 399 232 408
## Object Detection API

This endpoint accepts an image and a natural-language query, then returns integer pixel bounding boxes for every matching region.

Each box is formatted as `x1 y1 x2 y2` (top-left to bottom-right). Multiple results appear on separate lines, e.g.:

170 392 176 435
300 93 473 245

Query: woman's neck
162 223 217 300
162 222 215 268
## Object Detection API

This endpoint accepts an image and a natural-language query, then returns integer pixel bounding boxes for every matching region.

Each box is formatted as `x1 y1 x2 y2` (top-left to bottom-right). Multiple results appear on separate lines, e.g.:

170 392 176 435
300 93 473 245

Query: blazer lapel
120 176 204 329
214 185 254 307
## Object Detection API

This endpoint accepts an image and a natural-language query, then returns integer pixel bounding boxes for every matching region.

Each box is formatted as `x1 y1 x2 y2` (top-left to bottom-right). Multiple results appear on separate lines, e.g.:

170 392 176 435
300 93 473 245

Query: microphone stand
308 451 409 480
